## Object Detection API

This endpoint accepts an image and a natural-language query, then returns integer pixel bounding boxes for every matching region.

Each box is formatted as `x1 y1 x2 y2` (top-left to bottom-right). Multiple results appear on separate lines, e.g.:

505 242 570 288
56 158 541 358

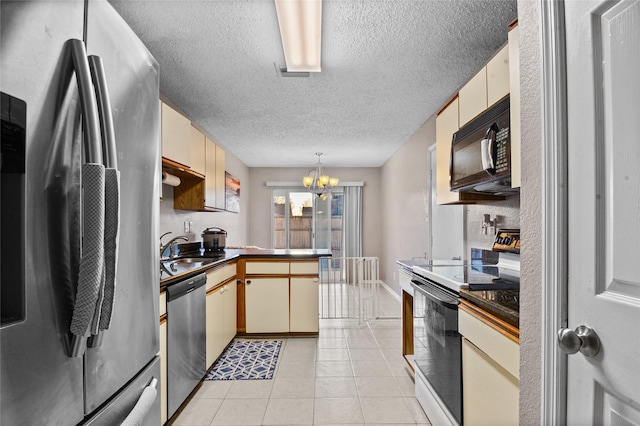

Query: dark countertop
396 257 518 328
160 248 331 289
460 288 519 328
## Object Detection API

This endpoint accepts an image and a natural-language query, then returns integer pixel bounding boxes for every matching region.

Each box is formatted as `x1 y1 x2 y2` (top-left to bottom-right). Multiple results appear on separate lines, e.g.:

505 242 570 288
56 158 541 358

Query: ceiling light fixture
274 0 322 73
303 152 338 195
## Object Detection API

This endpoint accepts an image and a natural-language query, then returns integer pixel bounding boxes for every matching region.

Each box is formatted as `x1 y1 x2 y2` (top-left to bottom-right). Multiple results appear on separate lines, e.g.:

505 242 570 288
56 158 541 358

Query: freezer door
81 357 161 426
0 1 86 425
83 0 162 414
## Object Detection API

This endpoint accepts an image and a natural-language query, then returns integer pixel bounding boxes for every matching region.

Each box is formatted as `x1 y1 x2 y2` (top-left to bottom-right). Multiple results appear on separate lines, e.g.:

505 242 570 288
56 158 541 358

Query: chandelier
303 152 339 195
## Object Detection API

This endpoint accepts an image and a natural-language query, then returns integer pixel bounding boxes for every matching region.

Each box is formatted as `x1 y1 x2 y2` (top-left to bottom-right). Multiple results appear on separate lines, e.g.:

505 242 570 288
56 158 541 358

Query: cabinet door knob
246 280 251 285
557 325 601 357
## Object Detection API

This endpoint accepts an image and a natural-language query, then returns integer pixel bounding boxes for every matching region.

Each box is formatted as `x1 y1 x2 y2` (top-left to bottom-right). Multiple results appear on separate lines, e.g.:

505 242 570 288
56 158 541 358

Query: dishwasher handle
167 273 207 301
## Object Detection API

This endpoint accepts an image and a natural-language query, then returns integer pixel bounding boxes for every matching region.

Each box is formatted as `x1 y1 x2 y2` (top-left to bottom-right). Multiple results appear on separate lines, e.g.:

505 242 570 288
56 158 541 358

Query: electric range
409 233 520 426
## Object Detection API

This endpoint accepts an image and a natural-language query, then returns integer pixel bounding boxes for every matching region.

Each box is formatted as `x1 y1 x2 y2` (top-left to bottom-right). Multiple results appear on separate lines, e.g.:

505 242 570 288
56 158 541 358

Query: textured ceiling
109 0 517 168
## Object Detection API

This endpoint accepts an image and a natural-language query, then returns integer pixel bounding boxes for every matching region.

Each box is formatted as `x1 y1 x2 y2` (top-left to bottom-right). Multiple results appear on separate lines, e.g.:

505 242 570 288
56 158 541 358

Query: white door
563 0 640 424
429 146 464 260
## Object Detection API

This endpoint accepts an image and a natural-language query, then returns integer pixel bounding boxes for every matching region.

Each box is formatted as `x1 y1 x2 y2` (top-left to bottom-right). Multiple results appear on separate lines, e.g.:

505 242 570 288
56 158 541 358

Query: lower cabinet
206 287 224 368
205 264 237 369
243 260 320 334
462 338 519 425
245 278 289 333
290 277 319 332
459 301 519 426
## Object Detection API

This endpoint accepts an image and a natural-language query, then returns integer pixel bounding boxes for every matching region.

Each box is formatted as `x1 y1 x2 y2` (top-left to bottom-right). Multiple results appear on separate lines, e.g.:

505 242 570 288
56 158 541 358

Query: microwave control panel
495 127 510 173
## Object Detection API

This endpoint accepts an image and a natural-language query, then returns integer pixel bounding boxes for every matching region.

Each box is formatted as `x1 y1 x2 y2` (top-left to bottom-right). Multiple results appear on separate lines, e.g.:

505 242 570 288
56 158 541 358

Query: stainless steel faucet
160 232 189 259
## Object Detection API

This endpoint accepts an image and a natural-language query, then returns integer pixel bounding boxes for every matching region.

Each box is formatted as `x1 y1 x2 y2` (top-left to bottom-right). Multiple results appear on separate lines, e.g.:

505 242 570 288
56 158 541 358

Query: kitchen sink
160 256 216 276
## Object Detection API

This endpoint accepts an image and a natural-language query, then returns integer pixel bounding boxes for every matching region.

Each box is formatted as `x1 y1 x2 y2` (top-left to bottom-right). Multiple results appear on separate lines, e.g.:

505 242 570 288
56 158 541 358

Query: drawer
159 290 167 317
290 261 318 275
245 261 289 275
206 263 237 291
459 308 519 379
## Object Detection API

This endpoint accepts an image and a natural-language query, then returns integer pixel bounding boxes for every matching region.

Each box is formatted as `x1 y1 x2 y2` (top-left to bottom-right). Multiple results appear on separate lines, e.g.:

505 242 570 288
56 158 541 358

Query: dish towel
121 378 158 426
97 167 120 332
70 163 105 338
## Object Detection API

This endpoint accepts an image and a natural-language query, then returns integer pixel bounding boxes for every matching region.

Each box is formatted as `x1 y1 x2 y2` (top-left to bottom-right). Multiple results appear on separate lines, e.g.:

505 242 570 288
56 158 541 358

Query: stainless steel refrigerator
1 0 161 424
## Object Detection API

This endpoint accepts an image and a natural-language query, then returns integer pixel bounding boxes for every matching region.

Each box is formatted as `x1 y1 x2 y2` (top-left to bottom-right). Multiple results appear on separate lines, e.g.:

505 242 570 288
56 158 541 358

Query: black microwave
450 96 517 195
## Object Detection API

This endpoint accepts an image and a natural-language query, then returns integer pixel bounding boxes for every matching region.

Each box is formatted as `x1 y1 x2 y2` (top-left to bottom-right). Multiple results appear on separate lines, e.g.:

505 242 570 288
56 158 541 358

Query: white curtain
342 186 362 257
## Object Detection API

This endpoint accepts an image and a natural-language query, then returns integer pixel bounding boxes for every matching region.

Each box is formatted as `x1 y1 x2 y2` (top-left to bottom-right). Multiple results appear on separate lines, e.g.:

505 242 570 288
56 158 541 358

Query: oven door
411 278 462 425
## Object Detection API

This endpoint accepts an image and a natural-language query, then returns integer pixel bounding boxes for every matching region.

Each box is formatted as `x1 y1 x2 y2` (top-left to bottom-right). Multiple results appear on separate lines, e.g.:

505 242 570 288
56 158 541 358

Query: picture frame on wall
225 172 240 213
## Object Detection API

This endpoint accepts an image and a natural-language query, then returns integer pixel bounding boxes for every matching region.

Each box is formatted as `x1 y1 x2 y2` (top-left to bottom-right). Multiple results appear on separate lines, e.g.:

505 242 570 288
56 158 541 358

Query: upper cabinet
190 125 206 176
161 102 191 167
459 44 510 127
204 137 226 210
436 97 461 205
161 98 228 211
458 67 488 127
487 45 510 108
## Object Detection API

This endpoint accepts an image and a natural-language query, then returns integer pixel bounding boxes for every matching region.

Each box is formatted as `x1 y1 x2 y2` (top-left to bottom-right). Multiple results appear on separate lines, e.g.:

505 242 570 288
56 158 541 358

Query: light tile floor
172 285 431 425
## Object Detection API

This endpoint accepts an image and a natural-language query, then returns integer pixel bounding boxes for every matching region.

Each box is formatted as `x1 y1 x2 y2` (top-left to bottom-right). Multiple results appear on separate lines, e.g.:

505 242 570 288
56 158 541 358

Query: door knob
557 325 601 357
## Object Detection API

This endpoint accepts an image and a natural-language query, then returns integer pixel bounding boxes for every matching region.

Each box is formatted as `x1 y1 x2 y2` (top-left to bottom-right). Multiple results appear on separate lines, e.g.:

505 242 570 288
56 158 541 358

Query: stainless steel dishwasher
166 273 206 419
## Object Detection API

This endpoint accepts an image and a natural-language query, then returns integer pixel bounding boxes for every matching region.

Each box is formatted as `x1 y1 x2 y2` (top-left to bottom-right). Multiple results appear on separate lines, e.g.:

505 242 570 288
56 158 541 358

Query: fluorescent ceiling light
274 0 322 72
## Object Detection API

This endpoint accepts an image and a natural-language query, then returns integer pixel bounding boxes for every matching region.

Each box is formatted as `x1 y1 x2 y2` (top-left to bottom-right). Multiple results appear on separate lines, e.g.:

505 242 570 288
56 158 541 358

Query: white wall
246 167 383 259
380 116 434 294
159 149 250 247
517 0 543 422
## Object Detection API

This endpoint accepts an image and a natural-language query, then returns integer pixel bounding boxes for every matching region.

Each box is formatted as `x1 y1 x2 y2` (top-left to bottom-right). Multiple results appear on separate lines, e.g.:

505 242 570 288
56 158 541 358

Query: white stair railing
318 257 380 323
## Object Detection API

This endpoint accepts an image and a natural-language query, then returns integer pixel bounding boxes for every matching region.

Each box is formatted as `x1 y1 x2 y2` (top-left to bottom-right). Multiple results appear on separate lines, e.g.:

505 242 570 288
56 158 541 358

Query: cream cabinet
458 67 487 127
214 144 225 209
459 44 510 127
243 260 320 334
222 280 237 344
289 277 318 332
205 264 237 368
189 126 206 176
508 23 521 189
436 97 460 205
245 278 290 333
290 261 320 333
204 137 226 210
161 102 191 167
206 287 224 368
158 291 167 425
173 136 226 212
459 301 519 426
486 44 510 108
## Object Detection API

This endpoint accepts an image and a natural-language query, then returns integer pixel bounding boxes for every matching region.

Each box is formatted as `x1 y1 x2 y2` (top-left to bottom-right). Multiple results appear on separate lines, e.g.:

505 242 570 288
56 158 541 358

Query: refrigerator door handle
65 39 103 165
64 39 107 358
88 55 117 169
121 378 158 426
87 55 121 349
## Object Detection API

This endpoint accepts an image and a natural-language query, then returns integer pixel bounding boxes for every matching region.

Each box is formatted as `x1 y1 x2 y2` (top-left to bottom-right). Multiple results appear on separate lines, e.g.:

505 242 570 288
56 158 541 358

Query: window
272 188 343 257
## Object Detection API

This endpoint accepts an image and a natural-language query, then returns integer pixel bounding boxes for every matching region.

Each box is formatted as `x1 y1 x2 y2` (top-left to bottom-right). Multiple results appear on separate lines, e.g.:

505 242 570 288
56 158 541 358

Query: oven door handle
411 281 458 309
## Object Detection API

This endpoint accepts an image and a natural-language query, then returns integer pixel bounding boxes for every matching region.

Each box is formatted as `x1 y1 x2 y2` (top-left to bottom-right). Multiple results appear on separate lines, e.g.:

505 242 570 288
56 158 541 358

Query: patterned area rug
204 340 282 380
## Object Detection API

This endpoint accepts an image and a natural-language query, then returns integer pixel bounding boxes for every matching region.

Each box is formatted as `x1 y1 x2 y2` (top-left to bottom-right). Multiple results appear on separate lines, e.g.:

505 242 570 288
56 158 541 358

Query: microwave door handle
481 123 499 175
